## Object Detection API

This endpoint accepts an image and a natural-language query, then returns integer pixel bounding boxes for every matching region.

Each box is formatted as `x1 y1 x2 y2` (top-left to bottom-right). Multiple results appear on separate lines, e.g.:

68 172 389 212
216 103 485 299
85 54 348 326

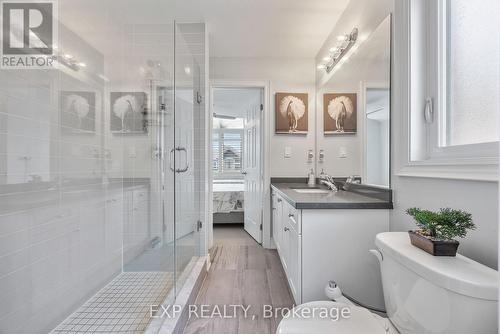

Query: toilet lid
277 301 394 334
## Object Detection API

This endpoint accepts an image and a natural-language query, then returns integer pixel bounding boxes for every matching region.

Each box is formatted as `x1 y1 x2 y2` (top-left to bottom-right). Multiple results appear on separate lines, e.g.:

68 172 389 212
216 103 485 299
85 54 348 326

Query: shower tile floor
52 272 174 334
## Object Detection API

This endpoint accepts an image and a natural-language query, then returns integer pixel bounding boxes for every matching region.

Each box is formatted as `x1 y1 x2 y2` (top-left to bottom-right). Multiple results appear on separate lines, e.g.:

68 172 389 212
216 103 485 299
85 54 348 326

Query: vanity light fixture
56 50 88 71
319 28 358 74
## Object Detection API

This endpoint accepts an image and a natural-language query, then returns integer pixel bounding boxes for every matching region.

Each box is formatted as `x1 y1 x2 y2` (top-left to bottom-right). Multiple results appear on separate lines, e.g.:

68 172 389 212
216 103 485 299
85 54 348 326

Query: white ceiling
58 0 350 59
203 0 351 58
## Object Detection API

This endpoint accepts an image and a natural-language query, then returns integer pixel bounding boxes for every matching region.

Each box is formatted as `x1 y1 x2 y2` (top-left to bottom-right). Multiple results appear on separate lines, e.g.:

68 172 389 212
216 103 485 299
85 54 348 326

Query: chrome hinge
260 223 263 231
197 220 203 232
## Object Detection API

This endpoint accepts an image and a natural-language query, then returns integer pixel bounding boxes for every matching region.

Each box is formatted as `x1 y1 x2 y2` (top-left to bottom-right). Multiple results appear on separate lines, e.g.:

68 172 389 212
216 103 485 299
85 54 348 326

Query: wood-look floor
182 226 294 334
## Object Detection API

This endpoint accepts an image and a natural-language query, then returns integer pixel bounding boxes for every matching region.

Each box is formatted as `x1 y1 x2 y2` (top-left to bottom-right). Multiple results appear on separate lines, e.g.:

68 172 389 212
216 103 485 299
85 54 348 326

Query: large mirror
316 15 391 188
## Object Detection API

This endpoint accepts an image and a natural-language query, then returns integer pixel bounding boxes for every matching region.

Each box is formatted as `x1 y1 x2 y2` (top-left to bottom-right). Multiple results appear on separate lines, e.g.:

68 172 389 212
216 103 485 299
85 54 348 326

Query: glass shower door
173 22 203 294
120 22 177 312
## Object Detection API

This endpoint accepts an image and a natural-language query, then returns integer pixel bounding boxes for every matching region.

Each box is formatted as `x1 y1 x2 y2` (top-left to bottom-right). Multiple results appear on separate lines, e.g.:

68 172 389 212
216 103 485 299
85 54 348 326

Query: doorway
210 86 265 244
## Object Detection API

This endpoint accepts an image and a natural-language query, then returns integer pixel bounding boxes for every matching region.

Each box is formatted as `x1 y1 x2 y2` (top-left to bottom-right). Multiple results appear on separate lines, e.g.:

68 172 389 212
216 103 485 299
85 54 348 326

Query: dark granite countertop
271 182 393 210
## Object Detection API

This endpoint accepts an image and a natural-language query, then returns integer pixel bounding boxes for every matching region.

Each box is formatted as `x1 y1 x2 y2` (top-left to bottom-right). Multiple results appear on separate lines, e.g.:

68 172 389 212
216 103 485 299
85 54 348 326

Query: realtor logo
1 0 57 69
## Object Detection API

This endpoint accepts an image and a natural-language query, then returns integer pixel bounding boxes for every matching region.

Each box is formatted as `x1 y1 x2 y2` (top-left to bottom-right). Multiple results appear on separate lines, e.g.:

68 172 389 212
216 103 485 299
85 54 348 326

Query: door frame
359 80 391 188
208 80 271 249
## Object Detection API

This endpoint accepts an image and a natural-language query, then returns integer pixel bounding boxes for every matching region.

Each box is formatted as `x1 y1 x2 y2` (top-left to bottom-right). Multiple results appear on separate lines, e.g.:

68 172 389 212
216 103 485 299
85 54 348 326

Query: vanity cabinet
271 188 389 310
272 191 302 304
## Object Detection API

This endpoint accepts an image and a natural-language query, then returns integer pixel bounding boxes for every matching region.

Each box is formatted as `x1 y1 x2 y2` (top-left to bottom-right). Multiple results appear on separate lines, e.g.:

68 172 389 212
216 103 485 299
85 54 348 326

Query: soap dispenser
308 169 315 186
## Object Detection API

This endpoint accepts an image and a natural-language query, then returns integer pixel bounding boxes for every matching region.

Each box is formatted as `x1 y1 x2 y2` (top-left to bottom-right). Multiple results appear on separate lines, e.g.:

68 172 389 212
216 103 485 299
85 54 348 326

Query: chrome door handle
277 198 282 203
288 214 294 218
175 147 189 173
241 171 247 175
284 227 290 232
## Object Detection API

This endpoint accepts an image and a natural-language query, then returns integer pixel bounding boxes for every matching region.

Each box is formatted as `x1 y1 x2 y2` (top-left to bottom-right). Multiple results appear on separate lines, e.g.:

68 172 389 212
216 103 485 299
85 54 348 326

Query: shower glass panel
0 1 205 333
120 20 177 312
174 23 204 294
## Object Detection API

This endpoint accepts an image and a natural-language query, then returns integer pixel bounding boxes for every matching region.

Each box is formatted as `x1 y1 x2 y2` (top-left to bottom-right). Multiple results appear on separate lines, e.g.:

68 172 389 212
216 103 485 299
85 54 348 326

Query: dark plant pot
408 231 459 256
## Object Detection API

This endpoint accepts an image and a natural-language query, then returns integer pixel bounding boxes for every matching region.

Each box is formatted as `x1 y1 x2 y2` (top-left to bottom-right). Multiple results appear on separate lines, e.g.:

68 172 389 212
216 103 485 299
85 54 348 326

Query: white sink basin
292 188 331 194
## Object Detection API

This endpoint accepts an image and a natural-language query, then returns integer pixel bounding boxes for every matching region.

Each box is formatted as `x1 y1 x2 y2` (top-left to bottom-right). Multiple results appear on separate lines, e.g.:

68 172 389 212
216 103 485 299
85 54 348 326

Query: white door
243 91 263 243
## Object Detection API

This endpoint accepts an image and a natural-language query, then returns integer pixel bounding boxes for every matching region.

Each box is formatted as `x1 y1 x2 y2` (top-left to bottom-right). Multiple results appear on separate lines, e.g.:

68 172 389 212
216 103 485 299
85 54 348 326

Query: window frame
212 127 245 180
398 0 499 181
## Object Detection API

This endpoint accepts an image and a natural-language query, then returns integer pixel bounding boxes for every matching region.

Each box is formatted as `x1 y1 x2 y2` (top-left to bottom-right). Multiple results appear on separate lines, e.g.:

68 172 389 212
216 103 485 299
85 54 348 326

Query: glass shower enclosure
0 1 206 332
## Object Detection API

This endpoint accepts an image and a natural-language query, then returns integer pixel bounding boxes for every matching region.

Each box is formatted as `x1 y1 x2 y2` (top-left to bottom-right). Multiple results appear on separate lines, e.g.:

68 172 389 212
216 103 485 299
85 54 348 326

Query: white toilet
277 232 498 334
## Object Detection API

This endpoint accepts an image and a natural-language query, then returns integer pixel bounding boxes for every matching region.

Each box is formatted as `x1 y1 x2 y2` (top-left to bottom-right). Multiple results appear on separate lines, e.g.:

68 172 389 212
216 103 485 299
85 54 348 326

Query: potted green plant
406 207 476 256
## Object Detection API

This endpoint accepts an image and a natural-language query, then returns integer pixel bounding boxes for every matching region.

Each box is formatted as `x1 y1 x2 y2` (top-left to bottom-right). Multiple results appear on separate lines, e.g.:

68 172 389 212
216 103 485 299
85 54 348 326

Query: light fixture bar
324 27 358 73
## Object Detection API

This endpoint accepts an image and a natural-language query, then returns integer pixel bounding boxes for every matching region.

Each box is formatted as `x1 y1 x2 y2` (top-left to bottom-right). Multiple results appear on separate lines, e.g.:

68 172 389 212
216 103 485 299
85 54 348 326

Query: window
405 0 499 180
443 0 500 147
212 118 244 179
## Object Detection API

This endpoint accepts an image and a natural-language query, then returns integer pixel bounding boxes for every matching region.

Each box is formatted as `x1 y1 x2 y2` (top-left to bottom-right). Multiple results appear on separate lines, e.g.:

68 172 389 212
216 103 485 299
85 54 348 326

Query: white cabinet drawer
285 203 300 234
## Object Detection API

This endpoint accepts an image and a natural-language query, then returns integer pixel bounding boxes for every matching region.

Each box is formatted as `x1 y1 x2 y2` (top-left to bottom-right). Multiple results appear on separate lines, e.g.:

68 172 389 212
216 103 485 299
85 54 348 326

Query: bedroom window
405 0 499 180
213 118 244 179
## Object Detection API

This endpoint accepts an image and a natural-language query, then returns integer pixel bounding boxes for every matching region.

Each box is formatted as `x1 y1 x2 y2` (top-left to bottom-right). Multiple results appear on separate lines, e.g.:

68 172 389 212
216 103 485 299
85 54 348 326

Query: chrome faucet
343 175 361 190
319 172 339 192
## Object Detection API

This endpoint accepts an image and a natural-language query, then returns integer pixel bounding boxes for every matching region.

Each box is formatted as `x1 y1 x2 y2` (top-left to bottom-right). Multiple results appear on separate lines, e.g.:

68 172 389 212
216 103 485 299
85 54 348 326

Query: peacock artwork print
275 92 308 134
110 92 148 134
324 93 357 134
60 91 96 134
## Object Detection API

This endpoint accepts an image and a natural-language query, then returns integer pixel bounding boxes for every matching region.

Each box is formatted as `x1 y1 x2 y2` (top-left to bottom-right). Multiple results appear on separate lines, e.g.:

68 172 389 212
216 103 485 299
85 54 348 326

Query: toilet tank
375 232 498 334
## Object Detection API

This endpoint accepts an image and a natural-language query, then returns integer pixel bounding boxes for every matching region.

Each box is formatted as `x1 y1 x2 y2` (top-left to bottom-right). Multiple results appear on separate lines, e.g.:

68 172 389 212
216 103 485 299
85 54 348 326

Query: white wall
392 1 498 269
210 57 316 177
390 177 498 269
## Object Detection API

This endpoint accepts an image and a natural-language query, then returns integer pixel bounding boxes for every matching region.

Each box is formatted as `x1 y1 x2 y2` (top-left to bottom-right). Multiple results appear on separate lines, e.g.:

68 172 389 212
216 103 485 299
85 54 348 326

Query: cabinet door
280 216 289 275
272 193 283 251
105 193 124 261
287 222 301 305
